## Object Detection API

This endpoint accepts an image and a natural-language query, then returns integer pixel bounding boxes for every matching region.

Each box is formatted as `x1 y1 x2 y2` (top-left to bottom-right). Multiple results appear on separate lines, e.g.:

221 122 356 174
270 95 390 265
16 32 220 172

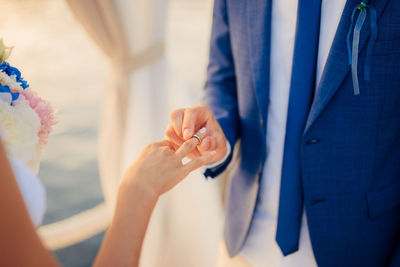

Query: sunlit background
0 0 224 266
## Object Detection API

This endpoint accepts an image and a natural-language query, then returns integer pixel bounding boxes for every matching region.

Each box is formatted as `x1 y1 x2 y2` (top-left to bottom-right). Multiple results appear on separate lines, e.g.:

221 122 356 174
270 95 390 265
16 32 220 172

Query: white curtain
39 0 165 250
40 1 224 266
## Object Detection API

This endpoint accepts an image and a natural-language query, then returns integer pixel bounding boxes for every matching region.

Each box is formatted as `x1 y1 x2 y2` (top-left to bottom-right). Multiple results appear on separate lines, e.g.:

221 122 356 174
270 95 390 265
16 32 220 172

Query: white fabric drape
64 0 167 208
39 0 165 250
41 1 224 266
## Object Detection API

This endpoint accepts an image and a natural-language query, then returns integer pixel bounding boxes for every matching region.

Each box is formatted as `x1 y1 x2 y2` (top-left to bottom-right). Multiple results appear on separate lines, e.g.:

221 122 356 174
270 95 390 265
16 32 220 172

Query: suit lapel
304 0 389 134
247 0 273 126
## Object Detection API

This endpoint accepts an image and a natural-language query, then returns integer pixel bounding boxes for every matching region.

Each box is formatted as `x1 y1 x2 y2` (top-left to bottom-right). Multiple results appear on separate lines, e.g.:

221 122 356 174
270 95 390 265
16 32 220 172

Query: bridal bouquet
0 39 57 174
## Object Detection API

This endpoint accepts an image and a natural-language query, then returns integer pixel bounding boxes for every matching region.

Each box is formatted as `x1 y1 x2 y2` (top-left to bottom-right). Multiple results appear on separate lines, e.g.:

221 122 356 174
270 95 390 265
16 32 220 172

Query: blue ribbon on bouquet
346 0 377 95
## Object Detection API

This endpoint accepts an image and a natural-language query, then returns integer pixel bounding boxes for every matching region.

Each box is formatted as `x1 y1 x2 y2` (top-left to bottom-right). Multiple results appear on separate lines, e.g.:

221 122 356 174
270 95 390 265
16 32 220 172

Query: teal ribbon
346 1 378 95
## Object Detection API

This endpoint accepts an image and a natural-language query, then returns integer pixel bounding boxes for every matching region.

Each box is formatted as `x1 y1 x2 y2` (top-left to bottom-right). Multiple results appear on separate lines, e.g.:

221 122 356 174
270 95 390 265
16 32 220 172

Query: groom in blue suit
166 0 400 266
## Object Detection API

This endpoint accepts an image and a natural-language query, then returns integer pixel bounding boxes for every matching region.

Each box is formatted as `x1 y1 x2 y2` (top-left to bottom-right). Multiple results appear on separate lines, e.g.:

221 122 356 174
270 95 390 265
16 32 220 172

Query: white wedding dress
9 157 46 227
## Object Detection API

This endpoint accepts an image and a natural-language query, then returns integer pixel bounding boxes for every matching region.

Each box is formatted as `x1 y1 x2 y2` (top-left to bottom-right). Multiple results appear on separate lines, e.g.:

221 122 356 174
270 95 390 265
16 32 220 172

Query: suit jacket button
260 119 264 128
306 138 321 146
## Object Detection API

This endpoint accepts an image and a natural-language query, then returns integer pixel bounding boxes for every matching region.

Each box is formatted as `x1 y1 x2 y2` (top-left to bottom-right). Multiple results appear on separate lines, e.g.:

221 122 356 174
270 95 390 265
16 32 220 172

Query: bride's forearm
93 181 158 267
93 138 208 267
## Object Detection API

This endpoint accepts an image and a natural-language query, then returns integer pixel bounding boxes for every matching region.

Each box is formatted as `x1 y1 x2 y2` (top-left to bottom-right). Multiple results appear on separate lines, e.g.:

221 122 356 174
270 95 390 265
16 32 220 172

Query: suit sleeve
203 0 240 178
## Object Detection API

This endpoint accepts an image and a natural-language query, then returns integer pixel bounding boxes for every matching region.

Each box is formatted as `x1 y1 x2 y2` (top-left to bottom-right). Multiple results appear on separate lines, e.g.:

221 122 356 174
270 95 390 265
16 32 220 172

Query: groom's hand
165 104 227 163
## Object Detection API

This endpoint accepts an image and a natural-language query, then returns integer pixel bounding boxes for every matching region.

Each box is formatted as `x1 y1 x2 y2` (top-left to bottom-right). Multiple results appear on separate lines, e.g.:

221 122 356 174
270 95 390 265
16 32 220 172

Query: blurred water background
0 0 212 266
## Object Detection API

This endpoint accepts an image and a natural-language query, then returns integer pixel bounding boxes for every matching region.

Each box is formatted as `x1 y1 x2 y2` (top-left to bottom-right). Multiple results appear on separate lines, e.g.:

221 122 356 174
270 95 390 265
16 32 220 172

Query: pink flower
20 89 57 145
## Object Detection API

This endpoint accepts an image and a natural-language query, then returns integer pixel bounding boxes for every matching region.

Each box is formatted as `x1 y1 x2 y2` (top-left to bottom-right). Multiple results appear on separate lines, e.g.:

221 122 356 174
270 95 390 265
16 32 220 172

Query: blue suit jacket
204 0 400 266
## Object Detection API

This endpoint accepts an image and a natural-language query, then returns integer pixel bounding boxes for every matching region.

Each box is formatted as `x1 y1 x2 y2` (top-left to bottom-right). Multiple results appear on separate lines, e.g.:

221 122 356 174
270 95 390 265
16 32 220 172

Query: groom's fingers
170 108 185 137
199 136 217 151
182 108 197 139
165 125 184 146
182 105 209 140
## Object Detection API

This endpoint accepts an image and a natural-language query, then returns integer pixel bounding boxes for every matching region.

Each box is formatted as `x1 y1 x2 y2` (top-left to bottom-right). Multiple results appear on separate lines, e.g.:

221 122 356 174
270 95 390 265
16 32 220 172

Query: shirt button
306 138 321 146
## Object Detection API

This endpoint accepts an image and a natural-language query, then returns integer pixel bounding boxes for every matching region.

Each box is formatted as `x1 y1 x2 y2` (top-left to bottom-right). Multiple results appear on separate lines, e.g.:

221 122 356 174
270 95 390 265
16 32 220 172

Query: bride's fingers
175 127 208 158
154 140 168 146
183 152 216 173
169 142 179 152
175 138 199 158
154 139 173 148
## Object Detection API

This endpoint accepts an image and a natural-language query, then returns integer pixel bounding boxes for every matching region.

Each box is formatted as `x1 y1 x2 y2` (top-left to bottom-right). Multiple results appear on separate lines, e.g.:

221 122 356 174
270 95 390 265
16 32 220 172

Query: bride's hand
95 133 214 267
121 132 214 197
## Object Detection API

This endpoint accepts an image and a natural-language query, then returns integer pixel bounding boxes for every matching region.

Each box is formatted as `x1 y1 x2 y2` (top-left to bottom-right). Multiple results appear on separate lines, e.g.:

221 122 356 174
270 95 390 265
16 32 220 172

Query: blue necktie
276 0 322 256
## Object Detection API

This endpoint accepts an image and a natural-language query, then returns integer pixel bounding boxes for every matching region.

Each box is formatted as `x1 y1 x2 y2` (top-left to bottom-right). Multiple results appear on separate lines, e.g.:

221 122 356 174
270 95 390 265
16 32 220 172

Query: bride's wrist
119 178 159 204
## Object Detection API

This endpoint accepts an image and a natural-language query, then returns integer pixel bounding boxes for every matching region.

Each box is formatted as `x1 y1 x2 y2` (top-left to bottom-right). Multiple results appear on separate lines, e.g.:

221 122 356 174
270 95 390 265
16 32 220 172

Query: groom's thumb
182 113 195 140
182 105 210 140
182 107 201 139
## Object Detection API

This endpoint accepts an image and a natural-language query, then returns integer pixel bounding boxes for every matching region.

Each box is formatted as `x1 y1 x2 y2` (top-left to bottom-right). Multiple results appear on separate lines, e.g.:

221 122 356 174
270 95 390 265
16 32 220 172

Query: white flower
0 92 12 104
0 95 41 173
0 71 24 92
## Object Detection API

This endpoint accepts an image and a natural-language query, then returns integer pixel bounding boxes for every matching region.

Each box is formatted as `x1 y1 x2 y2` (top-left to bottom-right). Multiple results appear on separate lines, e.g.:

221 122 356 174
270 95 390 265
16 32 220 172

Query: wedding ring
192 134 202 144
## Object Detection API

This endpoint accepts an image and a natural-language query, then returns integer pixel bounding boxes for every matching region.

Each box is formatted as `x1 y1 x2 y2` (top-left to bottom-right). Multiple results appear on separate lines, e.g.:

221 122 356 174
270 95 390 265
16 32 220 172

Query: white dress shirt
218 1 347 266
